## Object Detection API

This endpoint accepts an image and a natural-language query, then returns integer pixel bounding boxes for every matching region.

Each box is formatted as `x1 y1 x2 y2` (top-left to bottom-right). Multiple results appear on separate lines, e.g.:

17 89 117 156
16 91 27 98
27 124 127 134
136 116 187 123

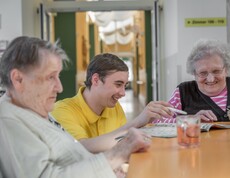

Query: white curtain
88 11 135 45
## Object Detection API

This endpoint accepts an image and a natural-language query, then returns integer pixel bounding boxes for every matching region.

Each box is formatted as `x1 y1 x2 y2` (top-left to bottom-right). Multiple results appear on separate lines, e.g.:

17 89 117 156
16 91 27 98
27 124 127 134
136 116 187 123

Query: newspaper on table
139 122 230 138
139 123 177 138
200 122 230 132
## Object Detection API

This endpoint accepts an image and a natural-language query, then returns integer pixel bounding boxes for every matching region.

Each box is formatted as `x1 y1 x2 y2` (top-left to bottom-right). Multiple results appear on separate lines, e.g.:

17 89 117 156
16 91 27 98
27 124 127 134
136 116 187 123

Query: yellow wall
76 12 90 89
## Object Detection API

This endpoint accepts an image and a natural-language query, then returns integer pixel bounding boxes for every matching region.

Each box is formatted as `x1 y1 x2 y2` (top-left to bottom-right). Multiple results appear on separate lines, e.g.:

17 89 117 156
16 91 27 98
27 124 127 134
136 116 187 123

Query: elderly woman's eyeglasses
195 67 225 78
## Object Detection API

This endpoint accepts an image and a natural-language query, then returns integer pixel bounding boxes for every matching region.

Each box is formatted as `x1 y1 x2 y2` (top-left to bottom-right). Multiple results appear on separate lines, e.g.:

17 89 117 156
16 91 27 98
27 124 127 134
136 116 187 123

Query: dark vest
178 77 230 121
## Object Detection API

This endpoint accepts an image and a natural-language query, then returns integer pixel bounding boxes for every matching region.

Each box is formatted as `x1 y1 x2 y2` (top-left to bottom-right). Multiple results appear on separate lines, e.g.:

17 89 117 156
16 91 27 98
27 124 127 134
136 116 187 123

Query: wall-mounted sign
185 17 226 27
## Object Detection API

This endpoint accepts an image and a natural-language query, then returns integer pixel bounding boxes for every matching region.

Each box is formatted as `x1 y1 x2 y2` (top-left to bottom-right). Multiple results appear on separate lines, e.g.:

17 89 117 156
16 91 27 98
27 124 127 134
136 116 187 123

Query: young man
52 53 173 153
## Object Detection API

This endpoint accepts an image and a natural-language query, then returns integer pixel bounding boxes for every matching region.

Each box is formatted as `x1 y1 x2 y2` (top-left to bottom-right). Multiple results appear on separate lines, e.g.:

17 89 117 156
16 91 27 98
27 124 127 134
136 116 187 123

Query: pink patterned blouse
153 87 227 123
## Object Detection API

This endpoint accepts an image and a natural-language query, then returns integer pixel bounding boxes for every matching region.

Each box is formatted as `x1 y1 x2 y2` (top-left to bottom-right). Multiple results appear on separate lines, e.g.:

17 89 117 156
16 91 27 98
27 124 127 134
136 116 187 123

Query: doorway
43 0 160 112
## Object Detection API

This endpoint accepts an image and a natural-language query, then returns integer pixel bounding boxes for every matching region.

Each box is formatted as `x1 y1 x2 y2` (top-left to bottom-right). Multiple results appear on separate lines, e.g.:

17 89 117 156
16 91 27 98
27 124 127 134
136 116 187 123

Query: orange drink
176 115 200 147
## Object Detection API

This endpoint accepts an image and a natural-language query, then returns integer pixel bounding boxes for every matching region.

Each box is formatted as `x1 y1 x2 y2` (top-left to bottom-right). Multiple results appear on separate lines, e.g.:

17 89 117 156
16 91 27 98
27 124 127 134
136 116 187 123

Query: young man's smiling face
94 71 129 108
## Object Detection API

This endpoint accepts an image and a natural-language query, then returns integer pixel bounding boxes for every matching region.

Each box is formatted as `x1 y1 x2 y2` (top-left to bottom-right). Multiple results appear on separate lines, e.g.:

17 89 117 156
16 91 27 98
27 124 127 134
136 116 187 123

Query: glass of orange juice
176 115 200 148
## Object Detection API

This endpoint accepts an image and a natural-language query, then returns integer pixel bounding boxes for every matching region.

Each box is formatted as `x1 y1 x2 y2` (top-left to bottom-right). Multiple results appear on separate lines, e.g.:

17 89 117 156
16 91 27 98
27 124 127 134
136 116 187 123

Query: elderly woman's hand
104 128 151 171
195 110 218 122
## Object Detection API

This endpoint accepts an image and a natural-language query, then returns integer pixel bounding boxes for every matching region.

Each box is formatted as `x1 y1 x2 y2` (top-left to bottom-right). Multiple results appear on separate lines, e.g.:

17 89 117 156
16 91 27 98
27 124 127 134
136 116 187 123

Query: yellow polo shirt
51 86 127 140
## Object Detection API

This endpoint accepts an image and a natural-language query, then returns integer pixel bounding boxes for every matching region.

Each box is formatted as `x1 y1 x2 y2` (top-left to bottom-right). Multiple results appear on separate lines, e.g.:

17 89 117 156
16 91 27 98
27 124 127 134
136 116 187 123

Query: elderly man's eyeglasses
195 67 225 78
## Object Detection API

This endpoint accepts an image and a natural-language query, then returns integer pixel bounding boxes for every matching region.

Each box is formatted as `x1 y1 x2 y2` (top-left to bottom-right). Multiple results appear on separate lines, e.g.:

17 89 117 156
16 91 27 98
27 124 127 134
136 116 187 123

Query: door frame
43 0 160 102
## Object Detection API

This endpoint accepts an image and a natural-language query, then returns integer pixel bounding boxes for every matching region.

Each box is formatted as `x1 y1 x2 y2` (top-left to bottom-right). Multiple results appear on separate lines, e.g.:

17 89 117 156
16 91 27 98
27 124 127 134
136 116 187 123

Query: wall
0 0 22 41
21 0 41 38
161 0 227 101
0 0 41 42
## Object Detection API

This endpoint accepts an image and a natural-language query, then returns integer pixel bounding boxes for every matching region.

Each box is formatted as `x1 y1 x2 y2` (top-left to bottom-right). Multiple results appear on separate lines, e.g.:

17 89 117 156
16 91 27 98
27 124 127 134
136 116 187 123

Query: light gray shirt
0 94 116 178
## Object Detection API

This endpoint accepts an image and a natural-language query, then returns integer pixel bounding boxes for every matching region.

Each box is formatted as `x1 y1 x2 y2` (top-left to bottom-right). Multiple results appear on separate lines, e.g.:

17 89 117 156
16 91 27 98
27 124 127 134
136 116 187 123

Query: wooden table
127 128 230 178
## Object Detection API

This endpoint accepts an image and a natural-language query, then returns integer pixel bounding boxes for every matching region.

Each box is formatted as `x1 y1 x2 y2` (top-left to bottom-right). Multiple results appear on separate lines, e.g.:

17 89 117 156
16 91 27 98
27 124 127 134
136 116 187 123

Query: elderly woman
155 39 230 123
0 36 151 178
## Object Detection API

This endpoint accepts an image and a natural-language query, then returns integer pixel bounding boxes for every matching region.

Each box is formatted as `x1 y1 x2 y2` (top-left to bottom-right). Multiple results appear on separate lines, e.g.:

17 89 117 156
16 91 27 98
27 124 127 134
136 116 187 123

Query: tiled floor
119 89 145 122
